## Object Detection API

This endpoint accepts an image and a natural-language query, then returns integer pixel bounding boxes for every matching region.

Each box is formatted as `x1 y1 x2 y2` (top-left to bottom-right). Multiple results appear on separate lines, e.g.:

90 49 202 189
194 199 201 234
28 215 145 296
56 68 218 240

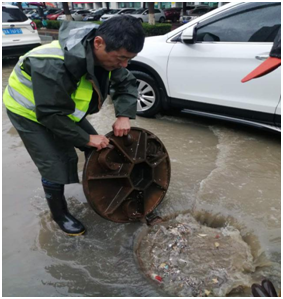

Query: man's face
93 36 137 71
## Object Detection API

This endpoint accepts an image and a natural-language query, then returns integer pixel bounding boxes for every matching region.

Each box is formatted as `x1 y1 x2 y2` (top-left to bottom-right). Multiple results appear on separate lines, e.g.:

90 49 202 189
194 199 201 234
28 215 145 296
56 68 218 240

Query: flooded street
2 58 281 296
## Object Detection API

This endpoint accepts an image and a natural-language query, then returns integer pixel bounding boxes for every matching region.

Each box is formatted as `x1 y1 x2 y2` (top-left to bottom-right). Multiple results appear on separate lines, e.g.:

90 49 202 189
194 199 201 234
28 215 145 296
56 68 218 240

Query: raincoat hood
58 21 100 81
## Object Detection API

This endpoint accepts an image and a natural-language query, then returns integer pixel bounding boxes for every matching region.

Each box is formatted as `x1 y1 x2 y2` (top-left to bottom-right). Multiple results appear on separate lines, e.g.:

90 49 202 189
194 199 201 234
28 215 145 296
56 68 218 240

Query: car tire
132 71 162 118
139 18 143 23
159 17 165 23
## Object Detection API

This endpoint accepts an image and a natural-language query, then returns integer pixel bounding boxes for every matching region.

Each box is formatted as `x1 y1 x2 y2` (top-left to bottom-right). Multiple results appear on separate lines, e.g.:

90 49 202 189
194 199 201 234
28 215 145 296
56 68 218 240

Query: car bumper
2 43 42 57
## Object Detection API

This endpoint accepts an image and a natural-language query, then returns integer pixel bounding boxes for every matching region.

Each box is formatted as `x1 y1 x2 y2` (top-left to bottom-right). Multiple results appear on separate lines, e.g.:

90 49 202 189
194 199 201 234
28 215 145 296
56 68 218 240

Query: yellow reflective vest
3 40 109 123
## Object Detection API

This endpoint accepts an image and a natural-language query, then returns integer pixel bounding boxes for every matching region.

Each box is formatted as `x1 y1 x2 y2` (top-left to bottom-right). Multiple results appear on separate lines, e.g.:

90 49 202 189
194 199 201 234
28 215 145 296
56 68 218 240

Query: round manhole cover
83 127 171 223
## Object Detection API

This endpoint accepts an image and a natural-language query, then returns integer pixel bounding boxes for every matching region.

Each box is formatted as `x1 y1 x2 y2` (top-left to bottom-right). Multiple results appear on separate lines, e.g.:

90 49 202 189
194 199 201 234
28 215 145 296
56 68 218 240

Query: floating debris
159 263 168 269
136 214 256 297
150 273 162 282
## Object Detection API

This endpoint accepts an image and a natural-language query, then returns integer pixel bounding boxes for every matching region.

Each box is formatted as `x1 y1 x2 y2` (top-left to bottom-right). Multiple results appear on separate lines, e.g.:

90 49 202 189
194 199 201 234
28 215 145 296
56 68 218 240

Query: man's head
93 15 145 71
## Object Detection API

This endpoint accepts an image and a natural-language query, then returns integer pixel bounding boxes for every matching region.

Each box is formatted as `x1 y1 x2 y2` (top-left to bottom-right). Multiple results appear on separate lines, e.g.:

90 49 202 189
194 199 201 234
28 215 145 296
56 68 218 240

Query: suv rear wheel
132 71 162 117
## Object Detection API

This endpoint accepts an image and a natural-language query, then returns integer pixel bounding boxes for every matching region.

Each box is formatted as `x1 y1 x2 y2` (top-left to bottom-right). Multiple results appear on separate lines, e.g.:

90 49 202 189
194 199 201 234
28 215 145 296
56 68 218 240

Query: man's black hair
95 15 145 53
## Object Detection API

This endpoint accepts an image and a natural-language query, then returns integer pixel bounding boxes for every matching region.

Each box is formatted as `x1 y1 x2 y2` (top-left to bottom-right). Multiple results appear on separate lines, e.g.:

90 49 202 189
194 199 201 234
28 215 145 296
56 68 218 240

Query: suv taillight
30 21 37 30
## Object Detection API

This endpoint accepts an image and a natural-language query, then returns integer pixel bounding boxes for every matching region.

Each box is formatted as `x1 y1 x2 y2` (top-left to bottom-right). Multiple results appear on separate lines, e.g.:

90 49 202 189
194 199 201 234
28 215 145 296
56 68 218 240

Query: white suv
2 4 41 57
130 8 166 23
128 2 281 131
100 8 137 22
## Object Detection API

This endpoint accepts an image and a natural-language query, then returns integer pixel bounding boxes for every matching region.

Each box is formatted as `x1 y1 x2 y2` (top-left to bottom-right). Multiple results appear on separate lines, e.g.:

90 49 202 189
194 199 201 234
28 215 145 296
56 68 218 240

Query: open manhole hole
134 213 280 297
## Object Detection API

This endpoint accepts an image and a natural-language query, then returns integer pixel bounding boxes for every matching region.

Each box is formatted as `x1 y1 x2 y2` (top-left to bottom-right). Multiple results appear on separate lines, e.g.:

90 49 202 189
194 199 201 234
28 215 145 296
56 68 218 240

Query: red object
28 2 43 6
215 234 220 239
163 7 181 22
30 21 37 30
150 273 163 282
45 2 56 7
47 11 63 20
241 57 281 83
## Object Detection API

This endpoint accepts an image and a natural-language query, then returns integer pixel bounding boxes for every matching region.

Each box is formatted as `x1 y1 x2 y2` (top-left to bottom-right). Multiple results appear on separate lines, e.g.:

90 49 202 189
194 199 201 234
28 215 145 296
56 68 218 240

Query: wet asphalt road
2 58 281 296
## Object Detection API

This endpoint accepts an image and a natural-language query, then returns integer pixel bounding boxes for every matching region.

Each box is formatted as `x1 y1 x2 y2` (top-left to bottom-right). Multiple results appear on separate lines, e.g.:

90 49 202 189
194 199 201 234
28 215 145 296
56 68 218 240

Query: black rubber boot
43 184 86 236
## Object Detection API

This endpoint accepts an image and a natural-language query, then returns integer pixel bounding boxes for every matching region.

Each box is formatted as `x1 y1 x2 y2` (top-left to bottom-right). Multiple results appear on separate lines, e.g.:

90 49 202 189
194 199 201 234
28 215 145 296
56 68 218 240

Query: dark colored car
181 5 216 23
83 8 111 21
163 7 181 23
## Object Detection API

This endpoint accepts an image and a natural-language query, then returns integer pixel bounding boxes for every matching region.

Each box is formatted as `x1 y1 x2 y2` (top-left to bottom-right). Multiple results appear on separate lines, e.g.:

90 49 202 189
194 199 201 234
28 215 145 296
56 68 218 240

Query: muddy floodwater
2 58 281 296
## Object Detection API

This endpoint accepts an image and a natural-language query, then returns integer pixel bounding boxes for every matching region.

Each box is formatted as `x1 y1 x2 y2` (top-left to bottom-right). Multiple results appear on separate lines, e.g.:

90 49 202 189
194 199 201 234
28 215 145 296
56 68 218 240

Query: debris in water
204 289 211 296
150 273 163 282
159 263 167 269
136 214 256 297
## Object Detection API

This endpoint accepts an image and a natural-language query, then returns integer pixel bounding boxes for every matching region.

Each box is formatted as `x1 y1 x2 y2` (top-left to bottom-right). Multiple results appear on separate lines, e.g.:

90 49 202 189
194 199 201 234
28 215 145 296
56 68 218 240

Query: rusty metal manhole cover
83 127 171 223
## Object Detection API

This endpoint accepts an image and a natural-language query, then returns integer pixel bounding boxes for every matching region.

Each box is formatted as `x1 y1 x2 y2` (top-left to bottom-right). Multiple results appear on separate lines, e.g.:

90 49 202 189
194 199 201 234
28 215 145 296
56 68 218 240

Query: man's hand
87 135 109 151
112 117 131 137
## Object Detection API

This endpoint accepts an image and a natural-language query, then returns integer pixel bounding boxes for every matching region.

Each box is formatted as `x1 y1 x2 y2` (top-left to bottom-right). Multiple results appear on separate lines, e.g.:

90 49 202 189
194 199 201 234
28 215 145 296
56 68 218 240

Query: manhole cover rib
83 127 171 223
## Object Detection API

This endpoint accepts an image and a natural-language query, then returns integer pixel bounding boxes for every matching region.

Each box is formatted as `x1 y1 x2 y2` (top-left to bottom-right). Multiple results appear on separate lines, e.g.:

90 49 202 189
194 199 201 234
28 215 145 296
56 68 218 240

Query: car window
92 10 101 15
133 8 146 15
108 9 121 14
2 7 28 22
192 8 209 14
121 9 135 14
46 9 57 14
196 3 281 42
154 9 160 13
182 6 196 14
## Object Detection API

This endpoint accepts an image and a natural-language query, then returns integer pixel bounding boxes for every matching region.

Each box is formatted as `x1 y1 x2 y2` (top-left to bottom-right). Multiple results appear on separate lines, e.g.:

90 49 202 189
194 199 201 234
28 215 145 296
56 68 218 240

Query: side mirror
181 23 198 44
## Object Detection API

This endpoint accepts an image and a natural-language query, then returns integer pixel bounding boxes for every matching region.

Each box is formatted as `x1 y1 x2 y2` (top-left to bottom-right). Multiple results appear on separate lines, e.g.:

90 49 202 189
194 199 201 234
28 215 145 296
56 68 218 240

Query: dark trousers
7 110 97 185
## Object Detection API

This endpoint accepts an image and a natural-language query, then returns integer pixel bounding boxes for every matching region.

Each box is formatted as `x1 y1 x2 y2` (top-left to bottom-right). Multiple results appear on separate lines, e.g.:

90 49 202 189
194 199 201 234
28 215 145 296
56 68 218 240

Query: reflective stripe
15 47 64 88
5 41 92 123
28 47 64 58
14 65 33 89
72 108 86 119
8 85 86 119
8 85 35 111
